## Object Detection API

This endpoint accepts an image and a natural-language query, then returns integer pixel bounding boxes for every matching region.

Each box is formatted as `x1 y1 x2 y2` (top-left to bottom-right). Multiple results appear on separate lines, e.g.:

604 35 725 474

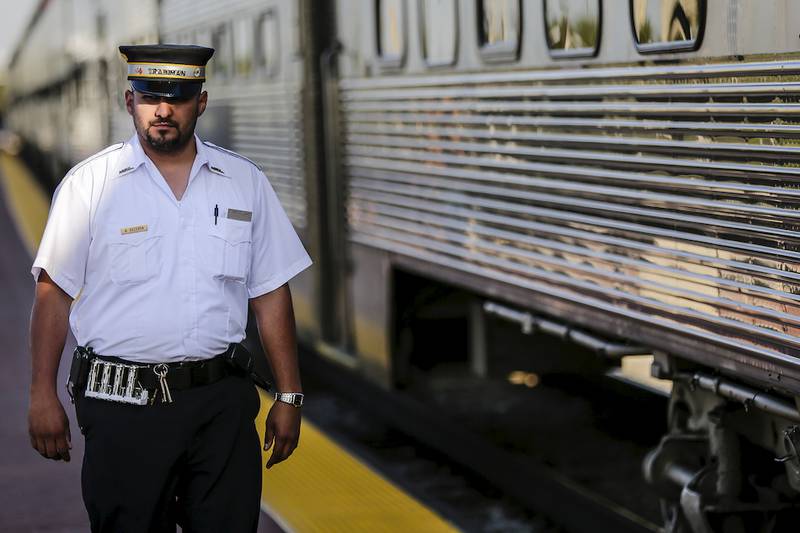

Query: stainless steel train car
6 0 159 178
158 0 326 360
9 0 800 529
332 1 800 530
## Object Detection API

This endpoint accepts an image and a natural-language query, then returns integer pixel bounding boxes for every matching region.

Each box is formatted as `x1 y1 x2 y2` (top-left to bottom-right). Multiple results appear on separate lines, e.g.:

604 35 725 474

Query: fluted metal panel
199 84 307 228
160 0 269 32
341 58 800 365
159 0 308 229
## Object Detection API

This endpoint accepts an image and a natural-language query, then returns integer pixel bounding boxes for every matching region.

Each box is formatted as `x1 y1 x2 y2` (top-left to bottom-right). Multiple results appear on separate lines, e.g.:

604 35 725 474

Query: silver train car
157 0 325 356
6 0 159 177
8 0 800 529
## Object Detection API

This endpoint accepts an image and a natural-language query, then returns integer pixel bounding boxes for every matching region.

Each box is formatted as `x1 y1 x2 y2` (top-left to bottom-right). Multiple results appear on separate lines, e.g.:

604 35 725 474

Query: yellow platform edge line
0 152 50 257
255 391 461 533
2 152 460 533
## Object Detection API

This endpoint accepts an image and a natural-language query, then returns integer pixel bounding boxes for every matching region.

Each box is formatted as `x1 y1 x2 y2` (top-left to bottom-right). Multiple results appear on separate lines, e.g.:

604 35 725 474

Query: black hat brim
131 80 203 99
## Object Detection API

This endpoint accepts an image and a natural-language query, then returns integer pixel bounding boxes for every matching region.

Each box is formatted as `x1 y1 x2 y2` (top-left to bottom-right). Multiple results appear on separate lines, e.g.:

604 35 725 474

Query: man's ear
124 90 135 116
197 91 208 117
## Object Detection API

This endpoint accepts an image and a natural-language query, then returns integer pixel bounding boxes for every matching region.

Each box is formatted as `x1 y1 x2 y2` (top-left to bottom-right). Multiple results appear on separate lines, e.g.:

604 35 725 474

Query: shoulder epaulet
203 141 263 171
66 142 125 177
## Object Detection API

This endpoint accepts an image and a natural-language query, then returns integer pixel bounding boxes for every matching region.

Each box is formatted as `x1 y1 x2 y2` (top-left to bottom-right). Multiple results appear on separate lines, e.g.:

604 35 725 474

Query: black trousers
75 373 262 533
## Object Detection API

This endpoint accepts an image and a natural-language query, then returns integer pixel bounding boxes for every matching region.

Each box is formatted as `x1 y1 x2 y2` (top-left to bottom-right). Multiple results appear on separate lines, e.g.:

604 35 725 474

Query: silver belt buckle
84 359 150 405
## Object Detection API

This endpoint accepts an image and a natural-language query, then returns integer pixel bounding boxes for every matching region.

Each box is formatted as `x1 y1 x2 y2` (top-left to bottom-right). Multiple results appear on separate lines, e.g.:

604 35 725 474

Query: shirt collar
114 133 229 179
114 135 148 177
189 134 210 182
198 136 231 178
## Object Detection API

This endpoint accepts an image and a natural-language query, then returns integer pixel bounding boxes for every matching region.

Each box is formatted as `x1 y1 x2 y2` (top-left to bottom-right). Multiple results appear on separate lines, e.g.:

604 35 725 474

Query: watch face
293 396 303 407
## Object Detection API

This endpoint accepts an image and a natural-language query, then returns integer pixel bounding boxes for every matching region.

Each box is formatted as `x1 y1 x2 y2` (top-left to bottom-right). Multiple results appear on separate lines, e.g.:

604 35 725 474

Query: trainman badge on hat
119 44 215 99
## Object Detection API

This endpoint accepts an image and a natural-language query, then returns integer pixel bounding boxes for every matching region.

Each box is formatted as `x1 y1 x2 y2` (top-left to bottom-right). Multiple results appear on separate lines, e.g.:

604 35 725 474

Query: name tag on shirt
227 209 252 222
120 224 148 235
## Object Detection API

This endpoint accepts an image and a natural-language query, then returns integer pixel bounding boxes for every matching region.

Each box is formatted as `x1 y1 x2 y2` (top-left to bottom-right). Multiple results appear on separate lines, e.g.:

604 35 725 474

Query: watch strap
274 392 304 407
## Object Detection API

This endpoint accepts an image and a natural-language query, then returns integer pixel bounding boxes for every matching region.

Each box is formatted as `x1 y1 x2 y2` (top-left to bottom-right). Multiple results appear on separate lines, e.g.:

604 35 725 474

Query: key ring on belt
153 363 173 404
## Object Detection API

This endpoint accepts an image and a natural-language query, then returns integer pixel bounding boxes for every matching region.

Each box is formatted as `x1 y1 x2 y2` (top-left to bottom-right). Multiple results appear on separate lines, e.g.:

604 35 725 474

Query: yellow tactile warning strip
254 391 460 533
0 152 50 255
3 152 460 533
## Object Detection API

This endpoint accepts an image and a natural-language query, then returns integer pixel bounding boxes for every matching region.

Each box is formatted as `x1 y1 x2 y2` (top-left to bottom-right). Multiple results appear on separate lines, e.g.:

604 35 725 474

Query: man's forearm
30 274 72 396
251 284 302 392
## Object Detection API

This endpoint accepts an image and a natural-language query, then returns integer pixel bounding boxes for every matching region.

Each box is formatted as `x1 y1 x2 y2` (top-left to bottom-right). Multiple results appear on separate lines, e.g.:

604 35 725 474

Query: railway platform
0 147 460 532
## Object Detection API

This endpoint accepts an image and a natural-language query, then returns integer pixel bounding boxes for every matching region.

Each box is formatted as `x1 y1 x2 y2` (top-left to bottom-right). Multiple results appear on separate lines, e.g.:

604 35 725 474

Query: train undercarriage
390 269 800 533
645 355 800 532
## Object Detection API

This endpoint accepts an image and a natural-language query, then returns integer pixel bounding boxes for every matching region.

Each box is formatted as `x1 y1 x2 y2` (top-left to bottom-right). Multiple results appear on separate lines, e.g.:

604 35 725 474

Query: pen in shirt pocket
214 204 219 225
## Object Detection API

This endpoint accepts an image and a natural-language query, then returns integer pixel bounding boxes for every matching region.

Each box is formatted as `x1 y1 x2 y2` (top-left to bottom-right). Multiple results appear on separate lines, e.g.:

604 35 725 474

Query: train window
73 74 82 107
117 58 128 108
376 0 406 67
95 12 106 41
195 28 212 47
544 0 601 58
477 0 521 62
631 0 705 53
420 0 458 67
256 10 280 78
211 23 233 79
233 18 255 77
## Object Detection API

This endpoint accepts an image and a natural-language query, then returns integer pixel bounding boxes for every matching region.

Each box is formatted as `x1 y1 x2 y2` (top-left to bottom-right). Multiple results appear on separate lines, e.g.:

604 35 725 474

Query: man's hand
250 284 304 469
263 402 301 469
29 269 73 463
28 391 71 462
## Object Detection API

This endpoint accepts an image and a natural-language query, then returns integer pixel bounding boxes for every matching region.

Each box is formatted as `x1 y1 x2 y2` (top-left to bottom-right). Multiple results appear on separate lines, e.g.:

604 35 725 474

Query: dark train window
194 27 212 76
631 0 705 53
211 23 232 79
544 0 601 58
376 0 406 67
256 11 280 78
477 0 521 62
195 28 212 48
95 12 106 41
420 0 458 67
233 18 254 77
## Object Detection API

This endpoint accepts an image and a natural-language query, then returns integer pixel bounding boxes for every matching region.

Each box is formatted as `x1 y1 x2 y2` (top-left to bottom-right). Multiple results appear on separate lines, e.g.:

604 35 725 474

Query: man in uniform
27 44 312 532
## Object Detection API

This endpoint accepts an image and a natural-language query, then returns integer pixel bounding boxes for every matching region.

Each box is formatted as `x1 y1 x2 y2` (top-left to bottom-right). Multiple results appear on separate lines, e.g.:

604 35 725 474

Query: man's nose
154 101 173 118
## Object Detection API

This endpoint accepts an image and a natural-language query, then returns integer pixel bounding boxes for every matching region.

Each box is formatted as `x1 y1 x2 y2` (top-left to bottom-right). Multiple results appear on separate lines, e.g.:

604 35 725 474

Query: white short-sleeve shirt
32 134 312 363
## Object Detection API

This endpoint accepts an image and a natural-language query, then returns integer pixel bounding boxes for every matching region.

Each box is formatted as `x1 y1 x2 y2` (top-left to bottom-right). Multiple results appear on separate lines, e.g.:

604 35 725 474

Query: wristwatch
274 392 304 407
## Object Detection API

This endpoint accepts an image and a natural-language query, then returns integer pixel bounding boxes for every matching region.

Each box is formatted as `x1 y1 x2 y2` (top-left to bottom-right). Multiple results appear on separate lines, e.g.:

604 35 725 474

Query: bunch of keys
153 364 173 404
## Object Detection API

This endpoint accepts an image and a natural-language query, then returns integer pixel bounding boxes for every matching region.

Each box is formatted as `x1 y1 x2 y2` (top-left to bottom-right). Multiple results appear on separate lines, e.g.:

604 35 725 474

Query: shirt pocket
108 221 162 285
209 220 252 283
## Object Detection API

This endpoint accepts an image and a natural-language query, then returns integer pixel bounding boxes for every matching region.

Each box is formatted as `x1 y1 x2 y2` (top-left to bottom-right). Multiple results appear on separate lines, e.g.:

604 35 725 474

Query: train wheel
660 499 692 533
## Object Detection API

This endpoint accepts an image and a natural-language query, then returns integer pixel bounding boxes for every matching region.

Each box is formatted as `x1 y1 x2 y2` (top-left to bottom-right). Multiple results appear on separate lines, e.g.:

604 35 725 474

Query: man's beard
142 116 197 153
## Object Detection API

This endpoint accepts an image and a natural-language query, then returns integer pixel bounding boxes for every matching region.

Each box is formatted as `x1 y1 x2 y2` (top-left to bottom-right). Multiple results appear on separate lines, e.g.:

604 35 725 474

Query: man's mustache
149 120 179 128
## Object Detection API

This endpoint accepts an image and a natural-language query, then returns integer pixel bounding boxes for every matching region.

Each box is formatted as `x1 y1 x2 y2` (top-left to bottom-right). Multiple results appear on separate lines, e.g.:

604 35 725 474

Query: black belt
91 351 235 392
68 343 272 404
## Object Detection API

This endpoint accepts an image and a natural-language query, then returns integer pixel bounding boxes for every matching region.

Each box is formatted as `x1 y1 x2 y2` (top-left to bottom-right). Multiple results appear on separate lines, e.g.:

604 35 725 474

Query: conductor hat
119 44 215 99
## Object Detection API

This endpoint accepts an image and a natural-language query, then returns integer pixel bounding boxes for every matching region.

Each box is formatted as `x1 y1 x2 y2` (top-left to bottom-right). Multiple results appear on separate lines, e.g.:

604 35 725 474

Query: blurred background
6 1 800 532
0 0 37 154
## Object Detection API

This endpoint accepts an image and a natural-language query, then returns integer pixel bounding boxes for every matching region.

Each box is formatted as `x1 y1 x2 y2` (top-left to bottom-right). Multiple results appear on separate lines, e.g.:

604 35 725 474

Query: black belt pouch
67 345 93 401
226 343 273 392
